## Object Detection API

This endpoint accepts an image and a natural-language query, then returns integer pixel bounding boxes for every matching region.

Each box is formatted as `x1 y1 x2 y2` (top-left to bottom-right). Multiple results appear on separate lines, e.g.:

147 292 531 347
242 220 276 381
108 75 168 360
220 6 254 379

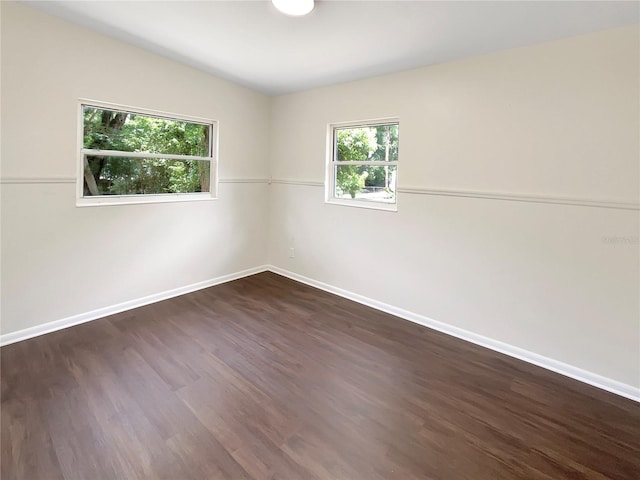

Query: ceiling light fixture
272 0 314 17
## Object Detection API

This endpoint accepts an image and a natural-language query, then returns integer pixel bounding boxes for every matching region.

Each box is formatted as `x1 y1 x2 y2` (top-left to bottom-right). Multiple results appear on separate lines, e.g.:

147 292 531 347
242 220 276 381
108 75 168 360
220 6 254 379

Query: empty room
1 0 639 478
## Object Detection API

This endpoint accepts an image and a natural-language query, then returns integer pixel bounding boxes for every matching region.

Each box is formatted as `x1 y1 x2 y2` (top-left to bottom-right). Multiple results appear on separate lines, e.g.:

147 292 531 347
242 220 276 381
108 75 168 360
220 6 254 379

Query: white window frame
77 99 218 207
325 117 399 212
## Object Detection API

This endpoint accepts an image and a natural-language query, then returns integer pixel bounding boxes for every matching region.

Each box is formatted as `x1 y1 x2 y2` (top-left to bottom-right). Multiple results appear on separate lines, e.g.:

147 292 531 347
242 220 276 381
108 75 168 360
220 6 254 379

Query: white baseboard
268 265 640 403
2 263 637 402
0 265 269 347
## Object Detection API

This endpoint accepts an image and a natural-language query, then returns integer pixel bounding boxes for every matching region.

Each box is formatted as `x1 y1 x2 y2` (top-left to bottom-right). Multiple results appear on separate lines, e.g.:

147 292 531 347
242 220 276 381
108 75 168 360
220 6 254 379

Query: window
327 119 399 211
78 100 216 205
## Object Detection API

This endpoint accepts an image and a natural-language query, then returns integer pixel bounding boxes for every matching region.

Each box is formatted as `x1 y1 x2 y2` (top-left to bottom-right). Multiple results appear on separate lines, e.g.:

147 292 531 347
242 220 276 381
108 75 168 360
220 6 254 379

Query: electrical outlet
289 247 295 258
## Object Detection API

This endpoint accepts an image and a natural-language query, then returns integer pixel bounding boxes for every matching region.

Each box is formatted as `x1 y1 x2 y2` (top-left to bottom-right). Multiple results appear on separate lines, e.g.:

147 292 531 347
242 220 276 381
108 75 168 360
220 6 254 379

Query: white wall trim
219 178 270 184
0 177 76 184
4 177 637 210
0 265 269 347
398 186 640 211
269 179 639 210
270 178 324 187
268 265 640 402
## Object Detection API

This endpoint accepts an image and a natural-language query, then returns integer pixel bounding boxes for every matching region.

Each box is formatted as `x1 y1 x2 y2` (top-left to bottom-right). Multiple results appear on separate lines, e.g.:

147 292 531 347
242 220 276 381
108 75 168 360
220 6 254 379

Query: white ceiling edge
19 1 640 96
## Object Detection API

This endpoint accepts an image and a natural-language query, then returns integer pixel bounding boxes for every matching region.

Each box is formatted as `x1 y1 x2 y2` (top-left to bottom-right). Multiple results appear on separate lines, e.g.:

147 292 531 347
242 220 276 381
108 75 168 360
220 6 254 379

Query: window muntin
328 120 399 209
80 102 215 202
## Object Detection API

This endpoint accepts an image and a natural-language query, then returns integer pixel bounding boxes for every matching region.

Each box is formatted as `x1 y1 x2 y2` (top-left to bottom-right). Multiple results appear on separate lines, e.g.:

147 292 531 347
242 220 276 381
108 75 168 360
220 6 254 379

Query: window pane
83 156 211 196
83 106 210 157
335 164 397 203
335 123 398 162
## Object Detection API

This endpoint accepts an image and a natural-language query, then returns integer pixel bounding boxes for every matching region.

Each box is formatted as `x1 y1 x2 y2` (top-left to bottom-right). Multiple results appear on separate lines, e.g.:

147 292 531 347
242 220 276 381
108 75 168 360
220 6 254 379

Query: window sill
325 198 398 212
76 193 217 207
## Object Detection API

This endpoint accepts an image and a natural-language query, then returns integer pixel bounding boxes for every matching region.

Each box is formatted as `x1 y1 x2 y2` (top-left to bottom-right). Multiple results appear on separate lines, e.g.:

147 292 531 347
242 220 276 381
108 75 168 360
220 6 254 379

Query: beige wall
0 2 271 334
268 25 640 388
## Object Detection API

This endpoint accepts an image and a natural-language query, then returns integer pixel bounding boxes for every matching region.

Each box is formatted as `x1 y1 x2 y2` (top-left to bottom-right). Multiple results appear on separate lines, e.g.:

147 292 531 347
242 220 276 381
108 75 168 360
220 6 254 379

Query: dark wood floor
2 272 639 479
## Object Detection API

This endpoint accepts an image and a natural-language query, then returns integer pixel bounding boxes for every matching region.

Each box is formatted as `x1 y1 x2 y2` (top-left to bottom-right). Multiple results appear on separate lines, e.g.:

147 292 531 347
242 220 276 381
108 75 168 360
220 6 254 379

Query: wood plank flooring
2 272 639 479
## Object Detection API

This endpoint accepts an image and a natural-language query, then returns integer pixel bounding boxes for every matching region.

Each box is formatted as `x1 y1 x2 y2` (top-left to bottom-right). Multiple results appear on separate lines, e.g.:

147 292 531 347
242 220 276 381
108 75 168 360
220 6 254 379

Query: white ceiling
25 0 640 95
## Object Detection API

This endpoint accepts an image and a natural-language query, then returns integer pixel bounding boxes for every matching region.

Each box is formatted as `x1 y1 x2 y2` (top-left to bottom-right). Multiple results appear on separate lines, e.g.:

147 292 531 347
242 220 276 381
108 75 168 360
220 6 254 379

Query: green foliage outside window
82 106 211 196
335 124 398 199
